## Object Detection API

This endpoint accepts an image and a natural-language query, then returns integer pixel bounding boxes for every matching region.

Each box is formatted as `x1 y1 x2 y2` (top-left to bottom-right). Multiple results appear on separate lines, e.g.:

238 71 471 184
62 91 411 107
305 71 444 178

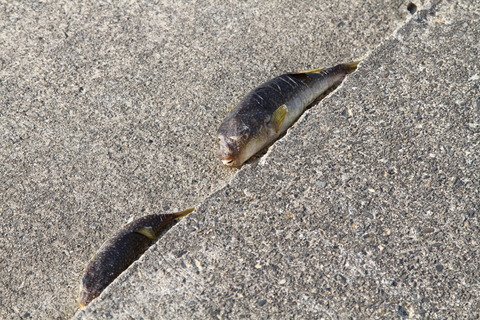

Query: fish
217 61 360 167
78 208 194 308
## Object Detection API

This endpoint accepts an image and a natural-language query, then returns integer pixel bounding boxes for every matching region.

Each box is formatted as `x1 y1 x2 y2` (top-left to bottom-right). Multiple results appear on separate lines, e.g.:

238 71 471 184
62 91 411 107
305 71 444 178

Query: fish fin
134 226 157 239
341 61 361 73
271 104 288 132
292 61 361 75
290 66 328 74
172 208 195 220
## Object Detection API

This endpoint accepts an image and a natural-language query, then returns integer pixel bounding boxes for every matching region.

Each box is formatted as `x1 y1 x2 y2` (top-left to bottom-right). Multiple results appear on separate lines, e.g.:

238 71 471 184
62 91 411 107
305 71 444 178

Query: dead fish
217 61 359 167
78 208 194 308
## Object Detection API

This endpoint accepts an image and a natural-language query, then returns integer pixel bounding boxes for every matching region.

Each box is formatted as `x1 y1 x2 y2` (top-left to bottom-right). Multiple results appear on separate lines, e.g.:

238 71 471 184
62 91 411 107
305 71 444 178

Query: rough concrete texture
1 0 477 319
71 1 480 319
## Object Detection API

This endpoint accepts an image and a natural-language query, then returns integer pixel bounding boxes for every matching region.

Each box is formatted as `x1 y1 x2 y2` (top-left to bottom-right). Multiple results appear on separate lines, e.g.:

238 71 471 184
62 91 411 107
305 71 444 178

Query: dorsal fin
289 66 328 75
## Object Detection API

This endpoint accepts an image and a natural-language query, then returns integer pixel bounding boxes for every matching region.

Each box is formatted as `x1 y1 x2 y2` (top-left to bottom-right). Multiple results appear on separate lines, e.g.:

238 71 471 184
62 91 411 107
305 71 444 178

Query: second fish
217 61 359 167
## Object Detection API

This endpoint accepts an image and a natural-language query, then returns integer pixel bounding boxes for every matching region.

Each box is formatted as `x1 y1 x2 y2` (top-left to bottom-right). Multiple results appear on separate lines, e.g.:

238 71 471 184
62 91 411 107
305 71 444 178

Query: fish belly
279 75 342 134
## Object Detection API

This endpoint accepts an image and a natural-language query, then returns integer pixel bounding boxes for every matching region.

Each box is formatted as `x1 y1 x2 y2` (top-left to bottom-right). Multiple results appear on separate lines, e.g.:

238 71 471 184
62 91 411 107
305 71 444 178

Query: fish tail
340 61 361 73
172 208 195 219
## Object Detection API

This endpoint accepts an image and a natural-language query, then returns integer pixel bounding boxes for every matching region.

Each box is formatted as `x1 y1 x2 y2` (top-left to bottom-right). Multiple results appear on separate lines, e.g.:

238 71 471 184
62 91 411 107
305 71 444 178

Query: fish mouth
221 158 235 166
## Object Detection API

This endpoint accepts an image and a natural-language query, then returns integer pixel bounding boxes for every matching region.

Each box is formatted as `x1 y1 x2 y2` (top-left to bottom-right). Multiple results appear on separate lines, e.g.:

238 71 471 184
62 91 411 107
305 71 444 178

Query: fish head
78 285 95 308
217 118 271 167
78 268 104 308
217 130 251 167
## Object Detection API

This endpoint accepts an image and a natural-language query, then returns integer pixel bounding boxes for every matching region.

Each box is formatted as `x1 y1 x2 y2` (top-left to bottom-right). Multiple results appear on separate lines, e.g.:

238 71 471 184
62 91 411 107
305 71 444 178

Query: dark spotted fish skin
218 62 359 167
78 208 194 308
223 65 347 128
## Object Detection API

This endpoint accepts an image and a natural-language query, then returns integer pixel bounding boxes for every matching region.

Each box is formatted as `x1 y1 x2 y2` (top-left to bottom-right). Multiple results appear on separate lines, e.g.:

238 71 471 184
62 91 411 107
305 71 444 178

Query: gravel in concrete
73 1 479 319
0 1 417 319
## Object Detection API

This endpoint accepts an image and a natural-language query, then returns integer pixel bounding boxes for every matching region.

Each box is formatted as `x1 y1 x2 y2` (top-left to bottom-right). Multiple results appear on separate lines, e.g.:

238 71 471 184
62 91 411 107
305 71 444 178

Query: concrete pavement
1 0 478 319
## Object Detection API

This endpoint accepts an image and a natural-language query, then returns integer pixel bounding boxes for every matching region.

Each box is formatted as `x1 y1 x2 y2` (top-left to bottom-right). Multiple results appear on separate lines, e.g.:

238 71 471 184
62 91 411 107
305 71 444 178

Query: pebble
315 181 327 188
257 299 267 307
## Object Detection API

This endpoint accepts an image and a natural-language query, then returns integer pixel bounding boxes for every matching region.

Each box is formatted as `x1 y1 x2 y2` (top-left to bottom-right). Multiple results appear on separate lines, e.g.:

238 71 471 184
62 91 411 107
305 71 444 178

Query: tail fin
172 208 195 219
342 61 361 73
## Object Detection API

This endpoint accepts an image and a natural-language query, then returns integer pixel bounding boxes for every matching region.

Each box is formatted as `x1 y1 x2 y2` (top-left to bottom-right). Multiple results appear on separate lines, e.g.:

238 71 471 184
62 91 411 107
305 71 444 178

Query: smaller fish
78 208 194 308
217 61 360 167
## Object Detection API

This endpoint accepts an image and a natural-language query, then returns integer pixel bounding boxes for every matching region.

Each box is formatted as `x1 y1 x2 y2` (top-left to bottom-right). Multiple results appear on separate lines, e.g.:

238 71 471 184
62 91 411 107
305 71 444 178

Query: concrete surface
72 0 479 319
1 0 477 319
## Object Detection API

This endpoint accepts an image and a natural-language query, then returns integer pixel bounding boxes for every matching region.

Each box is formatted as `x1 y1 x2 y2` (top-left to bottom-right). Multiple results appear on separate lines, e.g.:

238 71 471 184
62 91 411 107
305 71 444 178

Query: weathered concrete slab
0 1 415 319
74 1 479 319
